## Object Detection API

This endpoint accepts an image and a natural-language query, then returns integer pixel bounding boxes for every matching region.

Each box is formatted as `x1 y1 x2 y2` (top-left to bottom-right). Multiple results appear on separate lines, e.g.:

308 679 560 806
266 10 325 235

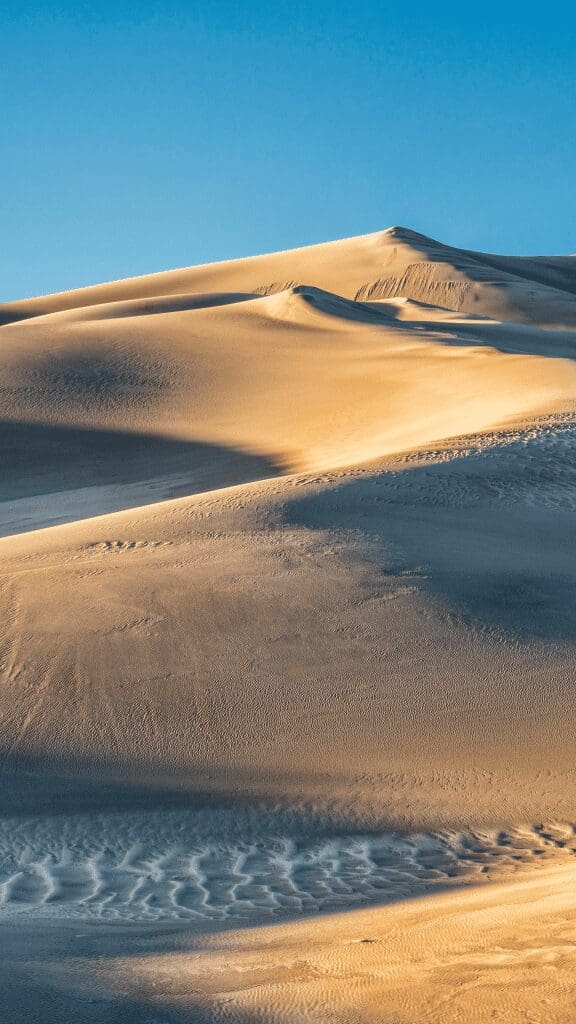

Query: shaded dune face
285 420 576 644
0 420 282 536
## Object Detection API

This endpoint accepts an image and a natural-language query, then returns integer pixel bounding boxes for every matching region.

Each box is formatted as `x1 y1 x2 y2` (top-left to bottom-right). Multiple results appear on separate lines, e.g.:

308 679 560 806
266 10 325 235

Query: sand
0 227 575 1021
94 862 576 1024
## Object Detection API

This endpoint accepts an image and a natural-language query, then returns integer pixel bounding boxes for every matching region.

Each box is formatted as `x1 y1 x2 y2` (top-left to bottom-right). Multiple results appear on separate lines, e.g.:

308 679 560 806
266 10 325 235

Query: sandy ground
2 863 575 1023
104 862 576 1024
1 227 576 1021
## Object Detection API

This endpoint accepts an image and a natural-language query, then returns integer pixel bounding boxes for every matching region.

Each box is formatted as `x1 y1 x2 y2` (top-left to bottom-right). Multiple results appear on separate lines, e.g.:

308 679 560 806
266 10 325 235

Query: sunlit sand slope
1 420 576 826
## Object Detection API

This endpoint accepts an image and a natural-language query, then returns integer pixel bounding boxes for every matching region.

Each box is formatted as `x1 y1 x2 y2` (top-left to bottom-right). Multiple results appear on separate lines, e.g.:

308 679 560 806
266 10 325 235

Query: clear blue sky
2 1 575 300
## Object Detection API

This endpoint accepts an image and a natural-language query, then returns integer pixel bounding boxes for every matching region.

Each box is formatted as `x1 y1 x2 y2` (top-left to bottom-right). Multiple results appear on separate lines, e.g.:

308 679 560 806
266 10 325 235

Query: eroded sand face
0 228 575 1021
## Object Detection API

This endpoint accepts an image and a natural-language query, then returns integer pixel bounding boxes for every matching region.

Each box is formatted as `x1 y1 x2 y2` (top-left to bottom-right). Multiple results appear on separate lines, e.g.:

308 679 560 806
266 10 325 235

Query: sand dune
3 225 576 326
1 811 574 924
1 278 575 538
1 227 576 1020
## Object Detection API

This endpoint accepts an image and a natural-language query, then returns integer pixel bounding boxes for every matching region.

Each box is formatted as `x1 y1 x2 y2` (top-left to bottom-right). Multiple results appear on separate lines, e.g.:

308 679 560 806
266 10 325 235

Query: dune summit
1 228 576 1022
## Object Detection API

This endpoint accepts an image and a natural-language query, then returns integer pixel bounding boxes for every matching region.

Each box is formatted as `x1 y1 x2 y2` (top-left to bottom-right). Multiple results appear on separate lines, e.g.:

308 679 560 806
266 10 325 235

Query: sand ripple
0 813 574 924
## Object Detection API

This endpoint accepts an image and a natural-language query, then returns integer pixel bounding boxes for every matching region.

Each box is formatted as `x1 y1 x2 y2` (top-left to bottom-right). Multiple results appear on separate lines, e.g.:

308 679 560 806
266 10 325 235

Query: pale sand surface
1 228 576 1020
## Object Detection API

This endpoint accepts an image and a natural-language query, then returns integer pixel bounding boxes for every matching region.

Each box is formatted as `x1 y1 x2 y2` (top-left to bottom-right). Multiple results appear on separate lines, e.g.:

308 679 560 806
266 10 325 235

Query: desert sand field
1 226 576 1022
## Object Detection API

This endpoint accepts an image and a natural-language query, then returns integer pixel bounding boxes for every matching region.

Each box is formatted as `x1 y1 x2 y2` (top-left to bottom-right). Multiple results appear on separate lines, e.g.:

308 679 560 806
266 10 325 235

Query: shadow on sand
0 419 283 535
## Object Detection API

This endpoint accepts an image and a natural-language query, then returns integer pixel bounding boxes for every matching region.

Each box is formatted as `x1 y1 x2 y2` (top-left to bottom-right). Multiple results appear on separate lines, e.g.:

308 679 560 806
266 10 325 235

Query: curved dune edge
3 224 576 326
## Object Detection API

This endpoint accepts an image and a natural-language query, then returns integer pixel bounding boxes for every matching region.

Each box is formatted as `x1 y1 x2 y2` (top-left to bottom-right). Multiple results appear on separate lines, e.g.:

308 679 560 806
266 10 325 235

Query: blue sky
2 1 575 300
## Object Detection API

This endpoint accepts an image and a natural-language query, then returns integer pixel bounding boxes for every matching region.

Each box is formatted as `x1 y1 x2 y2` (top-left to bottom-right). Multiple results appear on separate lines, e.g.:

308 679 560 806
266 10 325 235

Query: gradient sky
2 1 575 300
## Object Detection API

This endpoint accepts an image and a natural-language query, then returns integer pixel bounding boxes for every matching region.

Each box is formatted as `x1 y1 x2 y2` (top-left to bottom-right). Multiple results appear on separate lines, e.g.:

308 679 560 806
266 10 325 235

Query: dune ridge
3 225 576 326
1 272 575 539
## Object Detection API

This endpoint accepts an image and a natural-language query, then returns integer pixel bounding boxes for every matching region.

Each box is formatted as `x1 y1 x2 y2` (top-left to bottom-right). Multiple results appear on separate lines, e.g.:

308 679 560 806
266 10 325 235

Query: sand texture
0 227 575 1021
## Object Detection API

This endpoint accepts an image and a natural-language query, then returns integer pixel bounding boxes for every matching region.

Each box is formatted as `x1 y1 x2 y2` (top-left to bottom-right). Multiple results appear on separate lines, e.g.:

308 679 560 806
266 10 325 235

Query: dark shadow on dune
58 291 258 321
376 303 576 358
0 941 184 1024
0 753 549 1024
459 248 576 297
0 748 384 830
283 420 576 645
250 284 576 357
0 884 466 1024
0 751 502 948
1 836 570 1023
0 291 259 326
0 749 293 818
411 317 576 359
0 420 283 535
